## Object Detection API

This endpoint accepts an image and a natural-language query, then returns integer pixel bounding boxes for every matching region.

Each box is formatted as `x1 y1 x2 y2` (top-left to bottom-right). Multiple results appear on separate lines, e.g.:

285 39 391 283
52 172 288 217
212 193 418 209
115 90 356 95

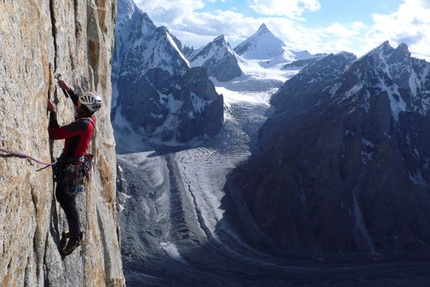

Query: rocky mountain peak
234 23 286 59
363 40 395 61
117 0 138 21
256 23 269 34
113 4 224 144
270 51 356 120
229 41 430 261
188 34 242 82
387 42 411 64
214 34 226 43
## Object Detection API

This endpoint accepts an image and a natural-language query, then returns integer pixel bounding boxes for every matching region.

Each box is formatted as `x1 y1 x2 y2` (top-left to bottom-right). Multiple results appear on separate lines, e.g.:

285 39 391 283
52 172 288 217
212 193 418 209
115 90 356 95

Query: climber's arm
47 100 59 128
47 108 88 140
58 80 79 106
48 121 86 140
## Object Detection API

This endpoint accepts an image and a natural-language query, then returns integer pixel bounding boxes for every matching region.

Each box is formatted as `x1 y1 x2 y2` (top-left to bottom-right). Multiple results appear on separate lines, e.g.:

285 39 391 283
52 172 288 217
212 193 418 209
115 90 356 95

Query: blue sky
302 1 400 28
134 0 430 60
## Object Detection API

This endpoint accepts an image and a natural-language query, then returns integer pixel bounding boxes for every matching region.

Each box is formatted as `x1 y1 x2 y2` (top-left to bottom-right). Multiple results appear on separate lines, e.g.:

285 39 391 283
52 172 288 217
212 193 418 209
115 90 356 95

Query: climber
47 79 102 256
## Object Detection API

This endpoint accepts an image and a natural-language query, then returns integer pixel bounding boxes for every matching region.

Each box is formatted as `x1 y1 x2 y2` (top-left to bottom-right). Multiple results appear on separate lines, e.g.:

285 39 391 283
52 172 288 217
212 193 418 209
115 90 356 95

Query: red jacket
48 89 96 159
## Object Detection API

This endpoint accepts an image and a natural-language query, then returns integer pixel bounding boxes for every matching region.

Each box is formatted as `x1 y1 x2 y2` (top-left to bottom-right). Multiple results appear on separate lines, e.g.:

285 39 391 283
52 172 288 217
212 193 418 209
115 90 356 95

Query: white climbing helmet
79 91 102 112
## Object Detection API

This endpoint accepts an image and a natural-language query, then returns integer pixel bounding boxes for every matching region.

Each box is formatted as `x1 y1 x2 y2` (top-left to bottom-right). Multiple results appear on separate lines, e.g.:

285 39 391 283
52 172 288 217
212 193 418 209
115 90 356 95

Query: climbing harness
54 154 94 196
0 147 57 166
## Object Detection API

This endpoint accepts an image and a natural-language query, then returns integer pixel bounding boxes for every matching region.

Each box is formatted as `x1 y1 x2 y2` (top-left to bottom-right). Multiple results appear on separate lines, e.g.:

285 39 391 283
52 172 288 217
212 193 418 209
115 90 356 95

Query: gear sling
53 153 94 195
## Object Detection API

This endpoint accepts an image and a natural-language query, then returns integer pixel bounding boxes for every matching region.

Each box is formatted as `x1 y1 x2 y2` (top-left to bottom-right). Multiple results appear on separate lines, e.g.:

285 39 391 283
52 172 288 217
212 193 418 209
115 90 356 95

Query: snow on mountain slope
233 23 324 69
188 35 242 82
189 35 236 67
234 23 288 60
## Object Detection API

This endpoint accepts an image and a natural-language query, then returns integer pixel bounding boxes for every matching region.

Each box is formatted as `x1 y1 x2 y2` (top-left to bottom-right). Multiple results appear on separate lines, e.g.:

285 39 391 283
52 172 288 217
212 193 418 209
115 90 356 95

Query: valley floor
116 100 430 286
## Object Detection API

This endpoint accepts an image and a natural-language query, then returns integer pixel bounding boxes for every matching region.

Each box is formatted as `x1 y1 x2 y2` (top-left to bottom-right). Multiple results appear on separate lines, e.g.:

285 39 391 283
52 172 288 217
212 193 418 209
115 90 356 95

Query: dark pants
56 186 80 241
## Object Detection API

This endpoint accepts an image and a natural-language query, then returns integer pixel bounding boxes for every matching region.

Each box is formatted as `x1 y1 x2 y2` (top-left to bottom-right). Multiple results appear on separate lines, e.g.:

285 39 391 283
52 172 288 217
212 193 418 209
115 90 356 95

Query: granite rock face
0 1 125 286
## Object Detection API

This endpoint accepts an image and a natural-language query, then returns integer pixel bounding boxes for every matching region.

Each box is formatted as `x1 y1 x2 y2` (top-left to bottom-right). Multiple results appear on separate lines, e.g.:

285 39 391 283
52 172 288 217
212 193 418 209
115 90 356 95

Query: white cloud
134 0 205 26
135 0 262 49
366 0 430 60
173 10 266 48
324 22 366 38
250 0 321 19
134 0 430 60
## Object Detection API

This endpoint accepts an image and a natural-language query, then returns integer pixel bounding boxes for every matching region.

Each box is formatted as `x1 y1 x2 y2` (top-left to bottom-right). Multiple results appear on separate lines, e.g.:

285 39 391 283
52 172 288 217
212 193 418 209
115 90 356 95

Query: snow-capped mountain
188 35 242 82
112 0 223 144
234 23 288 60
234 23 325 68
229 41 430 260
112 0 187 83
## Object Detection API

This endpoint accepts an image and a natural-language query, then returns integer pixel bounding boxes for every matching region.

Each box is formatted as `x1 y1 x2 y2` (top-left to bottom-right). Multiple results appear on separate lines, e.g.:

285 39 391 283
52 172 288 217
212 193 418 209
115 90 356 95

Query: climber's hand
58 80 70 91
47 100 57 112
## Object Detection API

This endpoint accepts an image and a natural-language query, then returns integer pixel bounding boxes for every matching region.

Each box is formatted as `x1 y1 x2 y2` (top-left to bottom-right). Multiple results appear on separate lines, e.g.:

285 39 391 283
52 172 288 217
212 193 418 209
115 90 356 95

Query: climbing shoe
59 231 70 252
61 232 83 256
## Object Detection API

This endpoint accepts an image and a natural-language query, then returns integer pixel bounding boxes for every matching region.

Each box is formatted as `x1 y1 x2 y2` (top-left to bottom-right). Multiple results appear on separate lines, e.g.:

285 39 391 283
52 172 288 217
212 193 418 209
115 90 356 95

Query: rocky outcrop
173 67 224 142
0 1 125 286
228 42 430 261
189 35 243 82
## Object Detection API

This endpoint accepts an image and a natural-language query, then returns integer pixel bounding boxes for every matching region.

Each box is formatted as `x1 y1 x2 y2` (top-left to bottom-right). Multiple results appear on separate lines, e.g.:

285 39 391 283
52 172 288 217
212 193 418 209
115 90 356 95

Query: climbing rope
0 147 57 166
82 135 96 287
